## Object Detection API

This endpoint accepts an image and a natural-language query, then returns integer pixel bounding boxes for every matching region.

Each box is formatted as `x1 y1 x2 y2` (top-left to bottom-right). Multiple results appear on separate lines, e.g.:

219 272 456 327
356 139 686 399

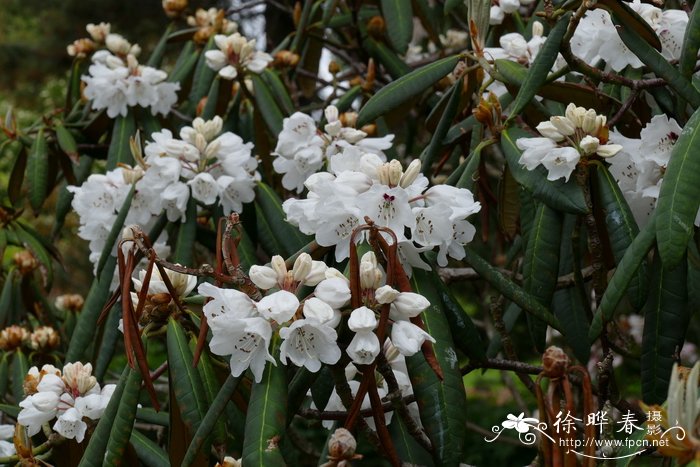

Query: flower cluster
18 363 115 443
572 0 688 71
198 251 434 383
68 166 169 269
607 115 698 227
272 106 394 192
81 31 179 118
205 32 273 80
143 116 260 220
516 104 622 182
0 325 60 352
282 152 480 267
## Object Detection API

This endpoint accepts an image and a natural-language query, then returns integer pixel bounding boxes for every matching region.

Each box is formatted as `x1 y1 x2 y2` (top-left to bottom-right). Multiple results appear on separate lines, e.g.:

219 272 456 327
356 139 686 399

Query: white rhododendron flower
273 106 394 192
82 49 179 118
17 363 115 442
283 155 480 267
572 0 688 71
516 104 622 182
205 33 272 79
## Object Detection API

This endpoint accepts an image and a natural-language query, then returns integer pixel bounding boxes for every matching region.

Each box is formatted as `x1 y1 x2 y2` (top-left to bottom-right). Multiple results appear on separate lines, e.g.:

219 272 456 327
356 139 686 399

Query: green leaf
588 218 656 341
592 163 648 308
182 375 239 467
334 85 363 113
501 128 588 214
443 114 476 145
251 74 284 135
364 37 411 79
168 41 199 84
357 55 461 127
11 349 29 403
0 268 18 328
241 336 286 466
464 247 561 329
188 337 227 447
131 430 170 467
55 123 79 161
106 112 136 170
680 0 700 80
262 69 295 116
389 414 435 466
187 36 217 108
27 128 49 212
552 215 592 363
407 270 466 466
174 195 197 266
53 156 93 237
78 367 131 467
613 16 700 108
104 365 143 465
522 203 562 351
381 0 413 53
505 13 570 125
65 255 118 362
0 354 8 398
146 23 174 68
420 79 462 172
255 182 312 257
94 305 122 381
167 318 208 435
656 105 700 268
8 146 27 207
434 272 487 362
641 252 689 404
287 367 319 423
96 184 135 277
444 0 463 14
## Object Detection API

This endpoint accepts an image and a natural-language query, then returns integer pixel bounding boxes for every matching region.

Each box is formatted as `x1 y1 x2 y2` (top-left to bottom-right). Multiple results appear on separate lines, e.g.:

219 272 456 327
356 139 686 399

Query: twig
461 358 543 375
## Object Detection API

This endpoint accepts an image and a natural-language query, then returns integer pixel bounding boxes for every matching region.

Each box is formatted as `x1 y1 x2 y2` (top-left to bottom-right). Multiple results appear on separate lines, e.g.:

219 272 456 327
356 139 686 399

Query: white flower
199 282 257 320
516 137 559 171
257 290 300 323
347 332 381 364
249 265 279 290
279 319 341 372
390 320 435 356
375 285 400 304
18 392 60 435
207 313 274 383
188 172 220 205
205 33 272 79
314 278 351 309
53 407 88 442
389 293 430 320
348 306 377 332
541 147 580 182
302 297 340 327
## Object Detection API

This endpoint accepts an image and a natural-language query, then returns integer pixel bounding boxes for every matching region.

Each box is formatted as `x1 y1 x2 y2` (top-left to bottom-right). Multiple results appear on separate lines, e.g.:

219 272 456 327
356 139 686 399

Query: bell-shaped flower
389 292 430 320
279 319 342 372
390 320 435 356
199 282 257 320
53 407 88 443
208 314 275 383
257 290 299 323
375 285 400 305
188 172 220 205
303 297 341 327
314 278 351 309
249 265 278 290
541 147 580 182
18 392 60 435
348 306 377 332
347 331 381 365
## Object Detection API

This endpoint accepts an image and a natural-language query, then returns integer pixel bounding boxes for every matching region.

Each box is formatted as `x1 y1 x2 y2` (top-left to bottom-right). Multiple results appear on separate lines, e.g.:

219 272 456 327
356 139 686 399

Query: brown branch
461 358 544 375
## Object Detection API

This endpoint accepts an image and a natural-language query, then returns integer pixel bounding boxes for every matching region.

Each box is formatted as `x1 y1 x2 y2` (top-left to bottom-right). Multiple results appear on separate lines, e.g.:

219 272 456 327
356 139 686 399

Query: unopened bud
532 21 544 37
293 253 313 282
327 428 361 463
162 0 188 18
375 285 399 304
271 255 287 281
328 60 341 75
105 33 131 55
366 16 386 38
542 345 569 378
550 116 576 136
339 112 357 128
399 159 422 188
578 135 599 155
13 250 38 275
249 266 278 290
387 159 403 186
215 457 242 467
86 22 110 43
581 109 598 134
325 105 339 123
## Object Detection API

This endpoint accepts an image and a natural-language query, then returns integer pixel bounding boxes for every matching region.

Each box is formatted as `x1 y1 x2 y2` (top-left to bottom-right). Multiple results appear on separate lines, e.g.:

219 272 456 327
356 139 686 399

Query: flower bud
62 362 97 395
162 0 188 18
375 285 399 304
30 327 60 352
581 109 599 134
215 457 242 467
391 320 435 356
387 159 403 186
86 22 110 43
105 33 131 55
327 428 359 462
325 105 339 123
249 265 278 290
550 116 576 136
348 306 377 332
399 159 422 188
54 294 84 312
542 346 569 378
0 325 30 351
536 121 564 141
579 135 600 155
360 261 378 290
390 292 430 319
293 253 313 282
13 250 38 275
314 278 351 309
271 255 287 282
596 143 622 158
532 21 544 38
304 260 328 286
303 297 336 325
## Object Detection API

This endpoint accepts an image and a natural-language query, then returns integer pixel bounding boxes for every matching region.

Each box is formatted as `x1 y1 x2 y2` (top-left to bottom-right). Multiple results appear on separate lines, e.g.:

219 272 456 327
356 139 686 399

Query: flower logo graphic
502 413 540 433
